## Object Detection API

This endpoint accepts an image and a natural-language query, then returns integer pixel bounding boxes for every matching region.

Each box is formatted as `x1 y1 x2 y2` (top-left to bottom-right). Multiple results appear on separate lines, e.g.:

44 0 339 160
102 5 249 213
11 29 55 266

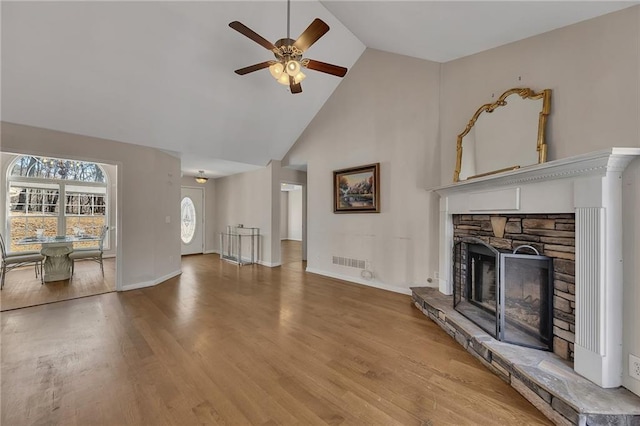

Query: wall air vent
332 256 366 269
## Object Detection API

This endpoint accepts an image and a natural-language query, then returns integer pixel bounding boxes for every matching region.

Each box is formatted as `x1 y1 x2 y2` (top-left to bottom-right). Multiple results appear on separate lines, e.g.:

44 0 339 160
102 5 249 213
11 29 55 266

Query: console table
219 226 259 266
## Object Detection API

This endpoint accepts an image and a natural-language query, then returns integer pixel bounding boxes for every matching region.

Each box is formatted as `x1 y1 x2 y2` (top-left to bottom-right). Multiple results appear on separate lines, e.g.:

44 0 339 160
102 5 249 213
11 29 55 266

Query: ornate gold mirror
454 87 551 182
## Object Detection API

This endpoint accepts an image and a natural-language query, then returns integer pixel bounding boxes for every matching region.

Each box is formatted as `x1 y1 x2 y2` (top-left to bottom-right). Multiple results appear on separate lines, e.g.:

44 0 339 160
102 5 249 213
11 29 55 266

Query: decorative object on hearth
229 0 348 94
454 87 551 182
333 163 380 213
490 216 508 238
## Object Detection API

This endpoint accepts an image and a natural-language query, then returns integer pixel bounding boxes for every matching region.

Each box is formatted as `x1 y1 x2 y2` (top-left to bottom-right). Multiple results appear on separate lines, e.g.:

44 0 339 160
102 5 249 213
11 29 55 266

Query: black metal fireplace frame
453 237 554 351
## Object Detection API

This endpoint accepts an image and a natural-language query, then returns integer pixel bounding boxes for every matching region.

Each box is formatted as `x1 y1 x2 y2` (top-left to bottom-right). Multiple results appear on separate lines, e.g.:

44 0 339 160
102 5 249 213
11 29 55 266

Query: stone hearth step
410 287 640 426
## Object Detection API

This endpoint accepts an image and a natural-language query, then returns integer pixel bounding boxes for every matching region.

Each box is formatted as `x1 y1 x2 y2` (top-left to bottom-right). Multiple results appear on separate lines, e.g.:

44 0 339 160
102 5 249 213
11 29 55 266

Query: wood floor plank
0 258 115 311
1 242 551 425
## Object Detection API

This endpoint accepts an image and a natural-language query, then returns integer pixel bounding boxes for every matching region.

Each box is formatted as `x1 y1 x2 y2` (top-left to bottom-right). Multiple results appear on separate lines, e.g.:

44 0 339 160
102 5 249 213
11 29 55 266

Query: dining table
17 235 102 282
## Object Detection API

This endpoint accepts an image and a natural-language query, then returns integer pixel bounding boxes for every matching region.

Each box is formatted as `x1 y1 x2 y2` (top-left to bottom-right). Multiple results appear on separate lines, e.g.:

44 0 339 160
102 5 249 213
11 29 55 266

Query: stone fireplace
434 148 640 389
452 215 570 358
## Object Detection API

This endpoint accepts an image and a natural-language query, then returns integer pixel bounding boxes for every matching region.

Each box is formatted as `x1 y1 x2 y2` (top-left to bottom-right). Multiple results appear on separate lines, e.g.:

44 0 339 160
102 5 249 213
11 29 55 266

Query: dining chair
0 233 45 289
69 226 108 276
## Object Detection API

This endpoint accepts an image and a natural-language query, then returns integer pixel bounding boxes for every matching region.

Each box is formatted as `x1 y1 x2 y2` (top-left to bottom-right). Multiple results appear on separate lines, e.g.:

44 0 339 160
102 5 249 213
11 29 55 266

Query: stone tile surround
411 287 640 426
453 213 576 361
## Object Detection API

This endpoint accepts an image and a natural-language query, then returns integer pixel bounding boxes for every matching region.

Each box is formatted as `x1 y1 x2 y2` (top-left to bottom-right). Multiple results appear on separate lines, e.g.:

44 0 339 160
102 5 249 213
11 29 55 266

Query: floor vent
332 256 366 269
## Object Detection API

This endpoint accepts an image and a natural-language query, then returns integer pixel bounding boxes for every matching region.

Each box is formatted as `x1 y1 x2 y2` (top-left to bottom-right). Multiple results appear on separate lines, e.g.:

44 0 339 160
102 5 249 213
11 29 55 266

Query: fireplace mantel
433 147 640 195
432 147 640 388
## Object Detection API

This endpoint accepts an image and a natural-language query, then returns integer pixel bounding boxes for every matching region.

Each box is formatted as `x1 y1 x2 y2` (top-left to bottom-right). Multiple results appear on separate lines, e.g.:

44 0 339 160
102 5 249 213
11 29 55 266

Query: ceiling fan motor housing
274 39 303 61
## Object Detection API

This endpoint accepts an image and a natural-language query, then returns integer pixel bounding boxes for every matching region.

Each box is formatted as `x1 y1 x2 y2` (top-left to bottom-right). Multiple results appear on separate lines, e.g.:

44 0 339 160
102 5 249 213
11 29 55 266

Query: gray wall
283 48 442 294
440 7 639 182
280 191 288 240
287 187 303 241
212 163 277 266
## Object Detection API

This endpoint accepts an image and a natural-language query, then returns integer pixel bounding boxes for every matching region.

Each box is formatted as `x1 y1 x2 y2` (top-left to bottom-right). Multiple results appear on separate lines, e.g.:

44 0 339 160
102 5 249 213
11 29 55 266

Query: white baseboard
204 249 218 254
121 269 182 291
258 260 280 267
305 267 412 296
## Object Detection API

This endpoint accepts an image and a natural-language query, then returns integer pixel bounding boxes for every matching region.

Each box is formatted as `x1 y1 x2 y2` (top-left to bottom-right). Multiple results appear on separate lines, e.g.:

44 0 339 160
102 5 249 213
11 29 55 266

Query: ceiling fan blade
234 61 272 75
229 21 276 51
290 76 302 94
293 18 329 52
304 59 348 77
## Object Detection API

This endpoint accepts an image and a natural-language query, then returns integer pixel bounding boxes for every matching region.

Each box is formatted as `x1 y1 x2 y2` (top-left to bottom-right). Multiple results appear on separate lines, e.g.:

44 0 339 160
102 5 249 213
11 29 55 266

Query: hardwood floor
0 258 115 311
1 251 551 425
281 239 303 267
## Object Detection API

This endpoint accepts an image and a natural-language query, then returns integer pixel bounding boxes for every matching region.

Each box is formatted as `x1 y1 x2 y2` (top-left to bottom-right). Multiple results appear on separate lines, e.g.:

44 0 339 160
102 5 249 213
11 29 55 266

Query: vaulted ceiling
2 1 636 177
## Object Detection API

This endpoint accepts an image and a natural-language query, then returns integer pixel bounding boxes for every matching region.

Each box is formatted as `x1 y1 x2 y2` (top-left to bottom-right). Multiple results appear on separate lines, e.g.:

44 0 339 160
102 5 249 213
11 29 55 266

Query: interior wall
0 122 182 289
282 48 441 294
180 176 216 253
440 6 640 396
287 187 303 241
213 164 276 266
280 191 288 240
440 7 639 182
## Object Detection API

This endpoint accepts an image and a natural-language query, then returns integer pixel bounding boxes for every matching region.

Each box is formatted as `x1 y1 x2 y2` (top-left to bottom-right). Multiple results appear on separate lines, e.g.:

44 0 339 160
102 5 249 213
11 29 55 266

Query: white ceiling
322 1 638 63
2 1 637 178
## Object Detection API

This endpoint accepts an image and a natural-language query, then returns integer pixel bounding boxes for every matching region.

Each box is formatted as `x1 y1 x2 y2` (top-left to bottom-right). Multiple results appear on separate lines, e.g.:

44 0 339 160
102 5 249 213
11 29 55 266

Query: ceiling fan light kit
269 62 284 79
229 0 347 94
286 60 300 76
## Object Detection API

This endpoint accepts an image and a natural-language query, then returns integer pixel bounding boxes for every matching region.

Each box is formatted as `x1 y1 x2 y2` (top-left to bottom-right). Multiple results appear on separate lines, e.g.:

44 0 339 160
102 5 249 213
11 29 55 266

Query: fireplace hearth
453 237 553 351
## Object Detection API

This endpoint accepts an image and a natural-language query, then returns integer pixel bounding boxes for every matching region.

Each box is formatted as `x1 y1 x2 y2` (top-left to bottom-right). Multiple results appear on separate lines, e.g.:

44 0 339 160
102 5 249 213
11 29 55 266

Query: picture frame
333 163 380 213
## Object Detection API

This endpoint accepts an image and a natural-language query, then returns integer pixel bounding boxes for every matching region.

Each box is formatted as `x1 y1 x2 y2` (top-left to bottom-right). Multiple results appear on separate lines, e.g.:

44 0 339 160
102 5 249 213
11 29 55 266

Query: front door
180 187 204 255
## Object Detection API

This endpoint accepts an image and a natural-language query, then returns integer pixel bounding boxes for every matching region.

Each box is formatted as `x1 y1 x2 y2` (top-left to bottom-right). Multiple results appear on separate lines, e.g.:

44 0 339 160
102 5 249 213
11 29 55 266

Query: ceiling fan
229 0 348 94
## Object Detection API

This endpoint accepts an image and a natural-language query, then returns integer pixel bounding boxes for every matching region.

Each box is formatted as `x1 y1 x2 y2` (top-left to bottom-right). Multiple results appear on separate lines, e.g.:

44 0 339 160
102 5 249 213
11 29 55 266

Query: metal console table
219 225 259 266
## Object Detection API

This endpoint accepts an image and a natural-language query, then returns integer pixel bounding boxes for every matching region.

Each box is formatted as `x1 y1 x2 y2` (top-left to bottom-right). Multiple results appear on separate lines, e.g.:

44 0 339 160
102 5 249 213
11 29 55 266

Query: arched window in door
7 155 109 253
181 197 196 244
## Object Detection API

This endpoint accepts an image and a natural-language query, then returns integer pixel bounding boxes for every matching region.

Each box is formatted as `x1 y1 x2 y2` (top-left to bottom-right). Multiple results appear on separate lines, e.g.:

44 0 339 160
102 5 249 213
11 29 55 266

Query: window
65 185 107 248
7 155 109 253
181 197 196 244
11 156 106 182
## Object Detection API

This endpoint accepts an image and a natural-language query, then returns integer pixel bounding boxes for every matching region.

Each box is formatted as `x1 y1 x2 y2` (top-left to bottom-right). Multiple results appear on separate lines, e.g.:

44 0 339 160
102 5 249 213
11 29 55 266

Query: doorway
181 186 204 255
280 183 303 267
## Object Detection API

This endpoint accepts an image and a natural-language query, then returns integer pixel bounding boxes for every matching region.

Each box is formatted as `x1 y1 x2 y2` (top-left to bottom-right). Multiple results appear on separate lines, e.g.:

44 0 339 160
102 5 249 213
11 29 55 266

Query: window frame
6 156 110 253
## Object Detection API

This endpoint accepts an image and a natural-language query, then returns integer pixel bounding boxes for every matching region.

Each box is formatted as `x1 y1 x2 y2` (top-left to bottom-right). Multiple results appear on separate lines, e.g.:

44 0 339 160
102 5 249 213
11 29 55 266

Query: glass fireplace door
500 254 553 349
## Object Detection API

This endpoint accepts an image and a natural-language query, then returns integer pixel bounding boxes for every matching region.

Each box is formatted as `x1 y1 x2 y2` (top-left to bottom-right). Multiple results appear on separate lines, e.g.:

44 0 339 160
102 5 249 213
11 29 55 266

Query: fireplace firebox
453 237 553 351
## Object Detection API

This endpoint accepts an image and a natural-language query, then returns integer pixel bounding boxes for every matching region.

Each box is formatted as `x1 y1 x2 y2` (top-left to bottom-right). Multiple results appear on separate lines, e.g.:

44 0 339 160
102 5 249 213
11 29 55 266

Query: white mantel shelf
431 147 640 390
432 147 640 195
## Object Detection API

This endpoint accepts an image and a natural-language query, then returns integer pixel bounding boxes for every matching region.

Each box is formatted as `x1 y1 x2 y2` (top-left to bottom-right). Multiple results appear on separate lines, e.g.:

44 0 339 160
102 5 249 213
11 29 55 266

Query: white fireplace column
434 148 640 389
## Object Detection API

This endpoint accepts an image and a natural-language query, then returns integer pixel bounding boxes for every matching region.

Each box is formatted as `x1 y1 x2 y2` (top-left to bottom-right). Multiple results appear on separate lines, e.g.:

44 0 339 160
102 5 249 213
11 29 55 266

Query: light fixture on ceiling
195 170 208 184
229 0 347 94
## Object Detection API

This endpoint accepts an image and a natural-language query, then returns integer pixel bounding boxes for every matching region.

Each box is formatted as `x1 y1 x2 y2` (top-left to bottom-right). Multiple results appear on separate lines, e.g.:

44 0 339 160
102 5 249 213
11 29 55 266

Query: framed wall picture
333 163 380 213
